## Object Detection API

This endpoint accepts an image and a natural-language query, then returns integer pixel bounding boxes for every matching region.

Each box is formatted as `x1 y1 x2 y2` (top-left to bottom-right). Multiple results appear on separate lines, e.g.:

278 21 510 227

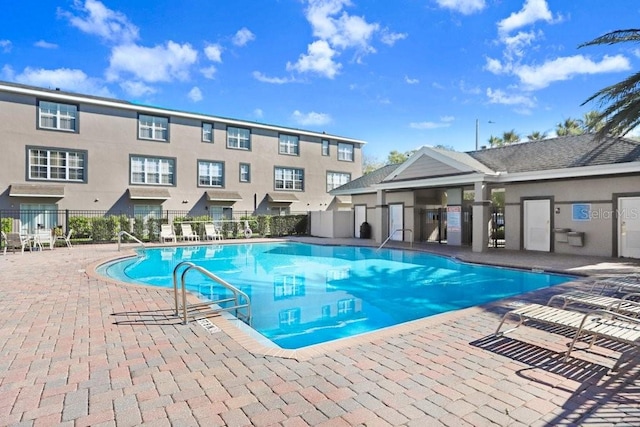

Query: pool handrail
377 228 413 251
172 261 251 326
117 230 145 251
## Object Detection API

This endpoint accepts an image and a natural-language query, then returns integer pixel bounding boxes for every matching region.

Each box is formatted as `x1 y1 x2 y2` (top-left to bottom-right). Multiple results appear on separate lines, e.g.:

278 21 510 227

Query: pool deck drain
1 237 639 426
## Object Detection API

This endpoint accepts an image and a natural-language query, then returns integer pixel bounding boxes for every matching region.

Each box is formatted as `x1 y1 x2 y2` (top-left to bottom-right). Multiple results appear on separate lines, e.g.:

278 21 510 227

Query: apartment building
0 81 364 228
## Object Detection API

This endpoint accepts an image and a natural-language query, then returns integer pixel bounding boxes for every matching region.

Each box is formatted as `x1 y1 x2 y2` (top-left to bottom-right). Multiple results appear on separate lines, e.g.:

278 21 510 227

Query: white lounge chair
204 223 221 240
591 274 640 294
34 229 55 250
3 232 31 255
547 291 640 317
495 303 640 371
160 224 177 243
179 224 199 241
63 229 74 248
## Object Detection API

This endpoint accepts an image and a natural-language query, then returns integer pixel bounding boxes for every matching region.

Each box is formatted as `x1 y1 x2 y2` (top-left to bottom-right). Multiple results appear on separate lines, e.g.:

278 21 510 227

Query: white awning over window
267 192 299 203
9 183 65 198
128 187 171 200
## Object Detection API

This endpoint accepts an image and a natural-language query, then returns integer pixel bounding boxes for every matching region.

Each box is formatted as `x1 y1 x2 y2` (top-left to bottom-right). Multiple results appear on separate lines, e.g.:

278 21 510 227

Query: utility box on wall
567 231 585 247
554 228 571 243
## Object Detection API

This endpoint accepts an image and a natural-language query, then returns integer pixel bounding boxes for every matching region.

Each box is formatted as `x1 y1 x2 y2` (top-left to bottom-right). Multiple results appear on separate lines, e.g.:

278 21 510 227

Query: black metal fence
0 209 310 244
422 206 504 248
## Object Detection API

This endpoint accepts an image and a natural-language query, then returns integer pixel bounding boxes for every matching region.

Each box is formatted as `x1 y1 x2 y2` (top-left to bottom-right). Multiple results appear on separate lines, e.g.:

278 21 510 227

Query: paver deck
1 238 639 426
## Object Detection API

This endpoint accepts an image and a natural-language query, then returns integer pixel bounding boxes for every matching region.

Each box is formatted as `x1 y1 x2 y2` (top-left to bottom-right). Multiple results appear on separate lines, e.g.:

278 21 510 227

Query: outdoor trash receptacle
359 221 371 239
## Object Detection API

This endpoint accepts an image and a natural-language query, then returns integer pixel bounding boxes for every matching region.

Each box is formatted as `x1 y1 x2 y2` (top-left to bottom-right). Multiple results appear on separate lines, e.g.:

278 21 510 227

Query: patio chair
63 229 74 248
204 223 221 241
495 303 640 371
547 290 640 317
179 223 200 241
3 232 31 255
34 229 55 250
591 274 640 294
160 224 177 243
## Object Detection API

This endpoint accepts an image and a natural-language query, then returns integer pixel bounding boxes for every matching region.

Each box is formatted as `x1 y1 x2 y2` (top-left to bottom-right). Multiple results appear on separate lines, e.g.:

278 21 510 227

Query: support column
472 181 490 253
374 189 387 244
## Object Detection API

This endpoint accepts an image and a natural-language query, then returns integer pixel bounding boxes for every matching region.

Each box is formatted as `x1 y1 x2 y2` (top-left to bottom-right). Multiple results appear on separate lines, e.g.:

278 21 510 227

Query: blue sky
1 0 638 161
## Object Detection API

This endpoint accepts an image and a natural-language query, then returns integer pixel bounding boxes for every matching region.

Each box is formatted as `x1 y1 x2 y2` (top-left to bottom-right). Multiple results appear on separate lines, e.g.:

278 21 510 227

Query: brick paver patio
1 238 639 426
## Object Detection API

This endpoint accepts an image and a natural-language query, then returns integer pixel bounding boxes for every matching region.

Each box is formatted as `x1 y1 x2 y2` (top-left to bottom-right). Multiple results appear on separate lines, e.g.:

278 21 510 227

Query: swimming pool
98 242 575 349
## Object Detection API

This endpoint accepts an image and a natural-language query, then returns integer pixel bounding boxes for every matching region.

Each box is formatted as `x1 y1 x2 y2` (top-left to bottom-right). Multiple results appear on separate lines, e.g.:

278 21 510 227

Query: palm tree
556 118 583 136
580 110 606 133
502 129 520 144
488 135 503 147
580 29 640 139
526 131 547 141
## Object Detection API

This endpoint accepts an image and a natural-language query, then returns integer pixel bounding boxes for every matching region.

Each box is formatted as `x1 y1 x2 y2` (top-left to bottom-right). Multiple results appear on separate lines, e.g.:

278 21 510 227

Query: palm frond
579 29 640 47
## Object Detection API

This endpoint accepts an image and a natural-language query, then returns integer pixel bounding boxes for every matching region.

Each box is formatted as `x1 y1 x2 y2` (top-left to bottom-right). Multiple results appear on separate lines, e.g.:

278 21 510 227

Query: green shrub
1 218 11 234
69 216 92 238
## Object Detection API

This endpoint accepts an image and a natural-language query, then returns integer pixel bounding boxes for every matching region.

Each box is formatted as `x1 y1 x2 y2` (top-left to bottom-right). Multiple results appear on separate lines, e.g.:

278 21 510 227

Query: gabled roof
469 134 640 173
331 163 401 194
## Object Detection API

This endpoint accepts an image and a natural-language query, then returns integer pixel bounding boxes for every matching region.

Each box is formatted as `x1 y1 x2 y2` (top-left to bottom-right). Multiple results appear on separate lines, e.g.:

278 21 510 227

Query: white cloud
34 40 58 49
292 110 332 126
106 41 198 83
515 54 631 90
0 40 11 53
120 80 156 97
253 108 264 119
204 43 223 62
486 87 536 108
441 116 455 122
59 0 139 44
287 40 342 79
502 30 538 60
233 28 255 46
498 0 558 36
484 57 506 74
404 76 419 84
435 0 486 15
380 28 407 46
188 86 203 102
200 66 217 79
11 67 113 97
409 121 452 130
252 71 294 84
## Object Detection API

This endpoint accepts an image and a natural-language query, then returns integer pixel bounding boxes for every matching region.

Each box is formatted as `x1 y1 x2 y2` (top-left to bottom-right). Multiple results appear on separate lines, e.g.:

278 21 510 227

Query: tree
580 110 606 133
362 154 384 175
556 118 583 136
502 129 520 144
526 131 547 141
488 135 503 147
580 29 640 139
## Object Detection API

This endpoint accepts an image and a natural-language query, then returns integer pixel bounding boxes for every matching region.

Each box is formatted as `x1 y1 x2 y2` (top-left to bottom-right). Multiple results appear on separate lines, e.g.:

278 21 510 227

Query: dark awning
267 192 299 203
128 187 171 200
9 183 65 198
205 190 243 202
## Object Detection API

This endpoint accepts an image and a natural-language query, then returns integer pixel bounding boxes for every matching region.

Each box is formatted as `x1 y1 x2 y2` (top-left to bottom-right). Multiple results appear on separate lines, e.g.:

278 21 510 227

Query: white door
619 197 640 258
389 204 404 241
354 205 366 238
523 199 550 251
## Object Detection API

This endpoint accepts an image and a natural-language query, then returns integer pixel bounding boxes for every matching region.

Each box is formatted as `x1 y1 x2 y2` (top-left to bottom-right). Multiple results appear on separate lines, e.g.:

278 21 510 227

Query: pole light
475 119 495 150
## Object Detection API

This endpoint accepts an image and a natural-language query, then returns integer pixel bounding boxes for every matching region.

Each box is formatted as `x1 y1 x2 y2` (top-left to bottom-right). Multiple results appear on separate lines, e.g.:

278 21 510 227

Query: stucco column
472 181 490 252
375 189 387 243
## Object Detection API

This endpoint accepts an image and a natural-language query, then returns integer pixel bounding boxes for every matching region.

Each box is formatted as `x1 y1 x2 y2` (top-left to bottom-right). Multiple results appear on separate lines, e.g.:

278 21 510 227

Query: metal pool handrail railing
377 228 413 251
172 261 251 325
117 230 145 251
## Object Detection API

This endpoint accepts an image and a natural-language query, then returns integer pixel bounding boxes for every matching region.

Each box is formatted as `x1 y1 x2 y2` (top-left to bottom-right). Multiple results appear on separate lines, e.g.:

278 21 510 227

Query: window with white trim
130 156 174 185
326 172 351 192
38 101 77 132
275 167 303 191
322 139 330 156
279 134 299 155
202 122 213 142
209 206 232 224
138 114 168 141
338 142 354 161
239 163 251 183
278 308 301 327
28 148 86 182
198 160 224 187
227 127 250 150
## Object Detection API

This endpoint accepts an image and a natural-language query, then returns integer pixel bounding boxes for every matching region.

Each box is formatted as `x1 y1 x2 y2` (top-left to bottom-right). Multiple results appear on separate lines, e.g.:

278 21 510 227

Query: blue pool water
98 242 574 349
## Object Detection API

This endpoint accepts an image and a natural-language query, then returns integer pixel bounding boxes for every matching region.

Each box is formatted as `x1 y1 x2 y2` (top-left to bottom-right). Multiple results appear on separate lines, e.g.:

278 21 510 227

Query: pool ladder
172 261 251 326
377 228 413 251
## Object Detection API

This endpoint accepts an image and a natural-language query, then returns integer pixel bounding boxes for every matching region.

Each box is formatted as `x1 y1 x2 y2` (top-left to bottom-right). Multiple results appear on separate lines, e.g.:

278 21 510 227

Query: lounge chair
3 232 31 255
160 224 177 243
547 291 640 317
495 303 640 371
63 229 74 248
34 229 55 250
204 223 221 241
591 274 640 294
179 224 200 241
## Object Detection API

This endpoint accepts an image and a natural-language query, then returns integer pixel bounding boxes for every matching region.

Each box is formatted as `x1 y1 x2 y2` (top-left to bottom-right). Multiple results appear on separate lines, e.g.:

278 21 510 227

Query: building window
198 160 224 187
338 142 354 161
202 122 213 142
239 163 251 183
274 275 306 300
322 139 330 156
38 101 77 132
326 172 351 192
19 203 58 234
209 206 232 224
138 114 168 141
130 156 174 185
278 308 301 328
227 126 250 150
279 134 299 155
28 148 86 182
275 167 303 191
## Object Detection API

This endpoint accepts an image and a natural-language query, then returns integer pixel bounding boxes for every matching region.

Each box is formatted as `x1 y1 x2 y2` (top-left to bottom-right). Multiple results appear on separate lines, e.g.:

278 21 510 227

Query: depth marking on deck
197 318 221 334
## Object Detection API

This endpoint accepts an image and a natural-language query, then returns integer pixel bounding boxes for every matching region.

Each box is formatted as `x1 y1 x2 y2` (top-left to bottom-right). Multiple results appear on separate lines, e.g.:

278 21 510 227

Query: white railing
377 228 413 251
117 230 145 251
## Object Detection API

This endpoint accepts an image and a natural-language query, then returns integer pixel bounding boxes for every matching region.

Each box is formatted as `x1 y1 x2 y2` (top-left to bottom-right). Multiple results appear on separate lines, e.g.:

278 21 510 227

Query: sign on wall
447 205 461 232
572 203 591 221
